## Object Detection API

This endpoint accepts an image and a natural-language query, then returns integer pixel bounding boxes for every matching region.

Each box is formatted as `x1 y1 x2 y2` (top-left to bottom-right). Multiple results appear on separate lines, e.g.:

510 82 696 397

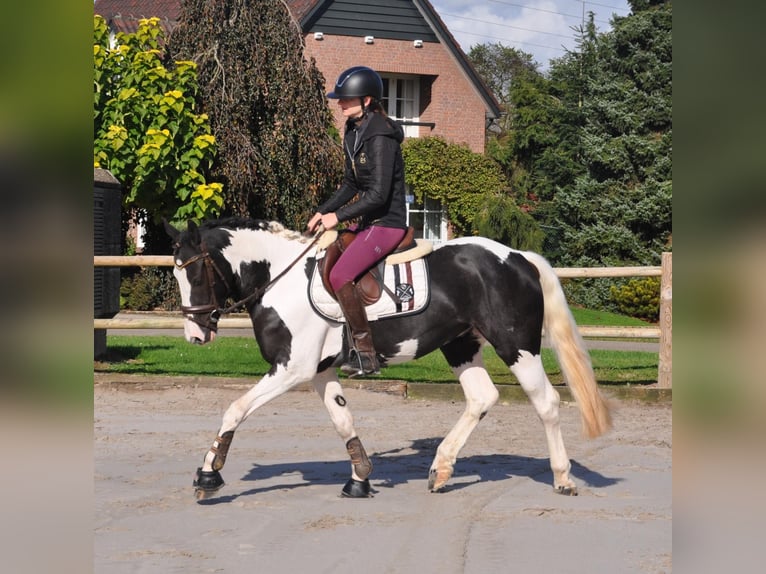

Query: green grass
569 306 651 327
100 336 268 378
98 306 658 385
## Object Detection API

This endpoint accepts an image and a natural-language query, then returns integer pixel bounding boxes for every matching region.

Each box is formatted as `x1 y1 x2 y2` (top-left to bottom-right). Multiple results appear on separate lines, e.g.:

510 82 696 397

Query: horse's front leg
194 367 306 500
313 369 373 498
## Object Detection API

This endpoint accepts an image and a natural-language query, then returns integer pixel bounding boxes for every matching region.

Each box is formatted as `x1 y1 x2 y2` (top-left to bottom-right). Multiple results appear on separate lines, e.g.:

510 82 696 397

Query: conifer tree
468 2 672 310
548 1 672 270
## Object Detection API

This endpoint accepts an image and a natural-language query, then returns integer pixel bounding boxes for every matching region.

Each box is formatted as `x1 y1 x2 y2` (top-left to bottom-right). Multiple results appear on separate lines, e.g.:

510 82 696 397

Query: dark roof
94 0 181 34
94 0 310 34
303 0 439 43
93 0 499 118
286 0 324 23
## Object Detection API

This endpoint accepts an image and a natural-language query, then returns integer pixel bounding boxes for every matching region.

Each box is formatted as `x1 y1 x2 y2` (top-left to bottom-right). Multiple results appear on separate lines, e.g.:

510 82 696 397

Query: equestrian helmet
327 66 383 100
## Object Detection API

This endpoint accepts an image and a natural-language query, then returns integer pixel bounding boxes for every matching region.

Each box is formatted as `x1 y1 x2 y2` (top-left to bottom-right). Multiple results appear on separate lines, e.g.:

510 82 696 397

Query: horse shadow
197 437 621 504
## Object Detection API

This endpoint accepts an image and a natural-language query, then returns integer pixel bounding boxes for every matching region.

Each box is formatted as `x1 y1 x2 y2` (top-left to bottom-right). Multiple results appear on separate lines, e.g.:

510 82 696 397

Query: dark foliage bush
562 278 620 315
120 267 180 311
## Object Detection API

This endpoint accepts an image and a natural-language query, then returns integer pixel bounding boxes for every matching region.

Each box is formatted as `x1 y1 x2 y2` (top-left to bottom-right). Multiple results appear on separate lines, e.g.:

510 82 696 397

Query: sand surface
95 383 671 573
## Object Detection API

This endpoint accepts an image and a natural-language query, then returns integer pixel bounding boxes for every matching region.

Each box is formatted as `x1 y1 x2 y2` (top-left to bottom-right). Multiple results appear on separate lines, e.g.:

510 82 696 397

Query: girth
318 226 417 305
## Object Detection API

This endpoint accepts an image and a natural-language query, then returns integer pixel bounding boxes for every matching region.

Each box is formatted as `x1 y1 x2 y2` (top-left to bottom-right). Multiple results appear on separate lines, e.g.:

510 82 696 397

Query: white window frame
381 75 448 244
404 194 448 245
381 76 419 138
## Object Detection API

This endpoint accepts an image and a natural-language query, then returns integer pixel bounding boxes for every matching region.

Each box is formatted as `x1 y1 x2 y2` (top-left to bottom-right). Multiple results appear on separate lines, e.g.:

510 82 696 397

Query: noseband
176 248 230 331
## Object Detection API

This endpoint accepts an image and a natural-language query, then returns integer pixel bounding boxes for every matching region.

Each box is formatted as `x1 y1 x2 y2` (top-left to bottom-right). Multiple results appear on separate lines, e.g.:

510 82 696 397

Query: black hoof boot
193 467 225 500
341 478 372 498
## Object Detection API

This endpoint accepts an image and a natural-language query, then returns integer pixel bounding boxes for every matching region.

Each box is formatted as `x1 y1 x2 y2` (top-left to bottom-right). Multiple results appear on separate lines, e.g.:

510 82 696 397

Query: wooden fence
94 252 672 387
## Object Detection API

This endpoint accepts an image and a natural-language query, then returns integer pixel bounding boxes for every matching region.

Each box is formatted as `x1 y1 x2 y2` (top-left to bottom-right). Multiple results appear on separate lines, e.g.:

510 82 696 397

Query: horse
164 217 612 500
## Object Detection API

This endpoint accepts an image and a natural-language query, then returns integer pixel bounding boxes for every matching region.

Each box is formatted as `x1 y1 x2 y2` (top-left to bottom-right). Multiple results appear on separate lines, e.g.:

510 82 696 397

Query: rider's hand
320 212 339 230
307 212 323 233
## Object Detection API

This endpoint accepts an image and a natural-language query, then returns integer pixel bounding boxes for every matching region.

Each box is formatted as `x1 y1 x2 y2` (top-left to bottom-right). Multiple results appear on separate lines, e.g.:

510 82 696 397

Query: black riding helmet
327 66 383 100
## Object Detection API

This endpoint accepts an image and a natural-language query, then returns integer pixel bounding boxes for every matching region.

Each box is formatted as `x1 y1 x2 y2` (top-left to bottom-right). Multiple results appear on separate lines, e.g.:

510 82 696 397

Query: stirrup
341 349 380 378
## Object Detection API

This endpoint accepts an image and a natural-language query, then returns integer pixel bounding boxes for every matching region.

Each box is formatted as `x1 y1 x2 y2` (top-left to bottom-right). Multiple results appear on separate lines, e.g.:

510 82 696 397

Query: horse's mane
199 217 312 243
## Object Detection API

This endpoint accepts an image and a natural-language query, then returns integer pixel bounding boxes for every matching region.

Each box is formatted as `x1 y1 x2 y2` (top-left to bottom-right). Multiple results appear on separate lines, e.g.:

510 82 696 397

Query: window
381 75 447 244
405 195 448 245
381 76 419 138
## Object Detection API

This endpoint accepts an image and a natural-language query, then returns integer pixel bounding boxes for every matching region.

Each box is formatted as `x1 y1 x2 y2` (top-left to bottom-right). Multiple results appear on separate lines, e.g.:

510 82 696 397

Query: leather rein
177 228 325 330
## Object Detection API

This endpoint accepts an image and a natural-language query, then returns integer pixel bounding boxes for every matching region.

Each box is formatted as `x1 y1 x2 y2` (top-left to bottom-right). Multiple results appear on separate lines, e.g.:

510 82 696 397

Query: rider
307 66 408 377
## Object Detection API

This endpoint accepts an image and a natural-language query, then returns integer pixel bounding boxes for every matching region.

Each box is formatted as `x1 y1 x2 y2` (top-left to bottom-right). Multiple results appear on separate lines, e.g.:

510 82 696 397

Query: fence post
657 252 672 387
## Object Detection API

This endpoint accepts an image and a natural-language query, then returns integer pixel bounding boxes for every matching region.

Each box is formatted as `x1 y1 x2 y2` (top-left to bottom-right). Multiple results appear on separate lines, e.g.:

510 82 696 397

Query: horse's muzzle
183 318 217 345
180 303 221 337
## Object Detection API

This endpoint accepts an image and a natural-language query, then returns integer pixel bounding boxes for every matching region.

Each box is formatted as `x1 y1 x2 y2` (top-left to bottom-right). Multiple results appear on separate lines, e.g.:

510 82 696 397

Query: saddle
318 226 424 305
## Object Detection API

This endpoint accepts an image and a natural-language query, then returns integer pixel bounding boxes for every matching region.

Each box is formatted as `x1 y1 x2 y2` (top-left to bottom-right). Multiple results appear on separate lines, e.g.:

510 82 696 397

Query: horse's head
165 219 232 345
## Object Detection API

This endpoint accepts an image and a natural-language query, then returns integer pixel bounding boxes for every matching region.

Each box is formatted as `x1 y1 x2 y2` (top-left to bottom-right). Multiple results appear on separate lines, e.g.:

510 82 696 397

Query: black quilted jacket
318 111 407 230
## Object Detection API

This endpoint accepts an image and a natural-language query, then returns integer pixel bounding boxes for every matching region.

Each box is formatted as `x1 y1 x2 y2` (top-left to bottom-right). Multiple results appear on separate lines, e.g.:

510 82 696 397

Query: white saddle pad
308 253 430 322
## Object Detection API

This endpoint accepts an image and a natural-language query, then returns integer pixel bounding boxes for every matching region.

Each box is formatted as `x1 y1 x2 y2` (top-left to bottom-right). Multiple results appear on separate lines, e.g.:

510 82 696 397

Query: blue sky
429 0 631 70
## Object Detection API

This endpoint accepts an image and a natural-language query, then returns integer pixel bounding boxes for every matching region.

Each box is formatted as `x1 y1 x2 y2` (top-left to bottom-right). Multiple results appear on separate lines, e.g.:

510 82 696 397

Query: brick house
95 0 501 243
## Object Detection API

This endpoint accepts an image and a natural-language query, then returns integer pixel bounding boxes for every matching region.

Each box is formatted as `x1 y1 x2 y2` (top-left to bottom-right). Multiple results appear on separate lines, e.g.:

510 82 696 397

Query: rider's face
337 96 369 119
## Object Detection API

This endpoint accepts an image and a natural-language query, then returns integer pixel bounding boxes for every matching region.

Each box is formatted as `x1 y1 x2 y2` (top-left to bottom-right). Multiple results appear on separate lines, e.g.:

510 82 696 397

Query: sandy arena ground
94 382 671 573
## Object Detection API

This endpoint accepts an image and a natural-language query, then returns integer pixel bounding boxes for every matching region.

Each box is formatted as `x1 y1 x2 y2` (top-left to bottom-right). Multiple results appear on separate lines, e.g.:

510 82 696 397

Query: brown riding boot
335 283 380 377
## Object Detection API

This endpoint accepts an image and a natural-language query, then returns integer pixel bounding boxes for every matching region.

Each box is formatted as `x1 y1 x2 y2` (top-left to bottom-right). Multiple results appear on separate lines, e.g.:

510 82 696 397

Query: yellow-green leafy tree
94 15 224 232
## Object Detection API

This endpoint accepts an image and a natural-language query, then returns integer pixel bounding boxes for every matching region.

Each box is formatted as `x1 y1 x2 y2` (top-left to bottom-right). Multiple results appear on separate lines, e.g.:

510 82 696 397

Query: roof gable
303 0 438 43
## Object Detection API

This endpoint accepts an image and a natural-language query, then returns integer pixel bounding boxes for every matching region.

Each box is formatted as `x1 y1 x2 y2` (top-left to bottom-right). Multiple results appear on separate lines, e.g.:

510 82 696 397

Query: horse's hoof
428 468 451 492
195 488 220 501
555 485 578 496
341 478 372 498
193 467 225 499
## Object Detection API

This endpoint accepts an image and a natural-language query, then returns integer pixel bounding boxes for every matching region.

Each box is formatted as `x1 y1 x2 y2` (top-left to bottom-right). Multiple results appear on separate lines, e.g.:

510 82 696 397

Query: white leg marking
201 364 312 472
314 370 370 480
430 356 499 490
511 350 574 491
313 370 356 443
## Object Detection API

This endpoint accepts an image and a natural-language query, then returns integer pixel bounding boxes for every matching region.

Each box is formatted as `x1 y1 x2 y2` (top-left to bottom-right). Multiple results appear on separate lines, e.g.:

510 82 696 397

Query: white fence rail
94 253 672 387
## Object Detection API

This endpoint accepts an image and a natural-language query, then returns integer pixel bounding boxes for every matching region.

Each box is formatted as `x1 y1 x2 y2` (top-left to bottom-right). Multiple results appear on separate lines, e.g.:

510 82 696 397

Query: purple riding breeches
329 225 407 292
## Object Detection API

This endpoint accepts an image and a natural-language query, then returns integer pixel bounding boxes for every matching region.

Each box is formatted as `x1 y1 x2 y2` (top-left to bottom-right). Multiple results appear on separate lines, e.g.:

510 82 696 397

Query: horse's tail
523 252 613 438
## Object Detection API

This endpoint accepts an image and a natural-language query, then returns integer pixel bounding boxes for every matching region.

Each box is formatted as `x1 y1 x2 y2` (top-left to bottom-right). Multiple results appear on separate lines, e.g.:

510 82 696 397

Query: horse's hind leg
313 370 373 498
429 340 499 492
510 350 577 495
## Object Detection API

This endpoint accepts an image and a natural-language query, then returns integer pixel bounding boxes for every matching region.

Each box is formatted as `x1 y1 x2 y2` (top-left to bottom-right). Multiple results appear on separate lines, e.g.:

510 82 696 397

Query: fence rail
93 256 663 277
94 253 672 387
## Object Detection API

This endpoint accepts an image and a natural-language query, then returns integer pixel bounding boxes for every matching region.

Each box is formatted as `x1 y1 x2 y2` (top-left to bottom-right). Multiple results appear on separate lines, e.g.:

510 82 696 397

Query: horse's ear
187 220 201 245
163 218 180 241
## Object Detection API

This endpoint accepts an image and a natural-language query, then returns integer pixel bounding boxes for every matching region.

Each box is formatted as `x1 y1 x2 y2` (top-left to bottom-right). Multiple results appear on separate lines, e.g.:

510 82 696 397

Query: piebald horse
165 217 611 500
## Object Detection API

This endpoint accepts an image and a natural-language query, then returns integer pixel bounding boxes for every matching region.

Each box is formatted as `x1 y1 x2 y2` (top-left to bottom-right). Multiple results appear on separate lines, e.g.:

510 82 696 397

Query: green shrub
473 192 544 251
562 278 620 315
610 277 660 322
120 267 180 311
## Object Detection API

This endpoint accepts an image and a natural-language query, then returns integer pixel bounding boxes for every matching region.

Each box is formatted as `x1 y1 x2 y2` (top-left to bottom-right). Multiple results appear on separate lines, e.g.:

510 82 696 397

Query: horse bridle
176 228 326 331
175 245 231 331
